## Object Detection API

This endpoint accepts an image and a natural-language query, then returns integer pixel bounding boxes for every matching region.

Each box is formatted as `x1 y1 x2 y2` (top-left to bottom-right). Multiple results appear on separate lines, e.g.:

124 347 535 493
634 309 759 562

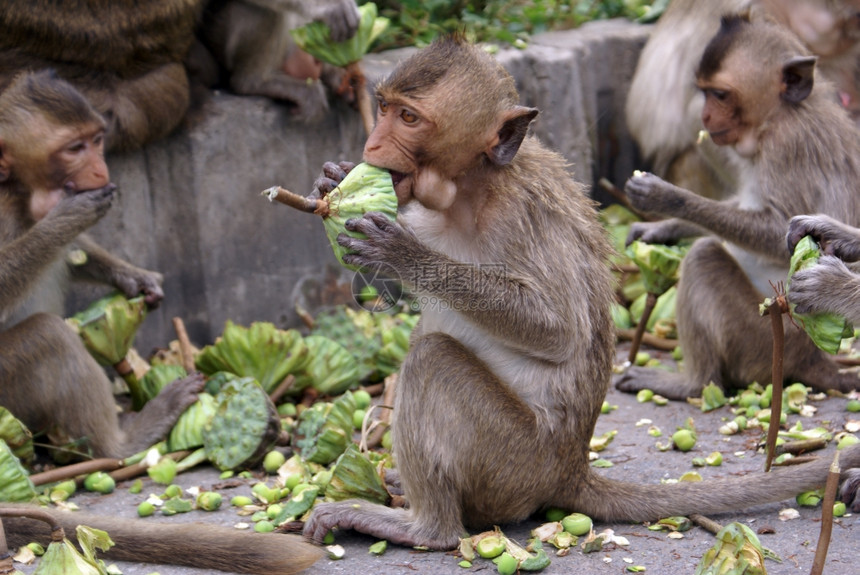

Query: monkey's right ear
0 141 9 183
781 56 816 104
487 106 539 166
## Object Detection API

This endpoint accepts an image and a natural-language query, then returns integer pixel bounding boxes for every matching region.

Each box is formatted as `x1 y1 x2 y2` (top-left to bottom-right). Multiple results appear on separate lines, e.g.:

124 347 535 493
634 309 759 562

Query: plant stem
172 316 196 374
627 291 658 363
30 458 122 486
347 61 375 137
261 186 329 216
616 328 678 351
765 298 786 472
114 357 145 411
810 451 840 575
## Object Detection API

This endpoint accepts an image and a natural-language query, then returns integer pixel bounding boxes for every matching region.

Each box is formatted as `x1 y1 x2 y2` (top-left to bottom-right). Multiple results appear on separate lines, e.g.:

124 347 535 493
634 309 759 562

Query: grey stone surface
69 20 650 354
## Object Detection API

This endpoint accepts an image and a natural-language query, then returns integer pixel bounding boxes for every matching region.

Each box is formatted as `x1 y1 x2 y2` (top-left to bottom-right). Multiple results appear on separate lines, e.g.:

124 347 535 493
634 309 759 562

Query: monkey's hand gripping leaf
761 235 854 354
263 162 398 271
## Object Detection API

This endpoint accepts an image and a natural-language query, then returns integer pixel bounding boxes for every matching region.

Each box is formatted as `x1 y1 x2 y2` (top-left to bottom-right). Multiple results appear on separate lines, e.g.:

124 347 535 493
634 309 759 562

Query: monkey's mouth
389 171 406 188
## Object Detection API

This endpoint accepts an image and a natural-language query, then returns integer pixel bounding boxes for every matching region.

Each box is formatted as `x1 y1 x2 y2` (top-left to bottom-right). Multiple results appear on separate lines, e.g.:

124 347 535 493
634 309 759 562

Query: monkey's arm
339 213 575 362
625 172 789 259
0 187 114 315
626 218 709 246
243 0 360 41
69 235 164 307
787 214 860 261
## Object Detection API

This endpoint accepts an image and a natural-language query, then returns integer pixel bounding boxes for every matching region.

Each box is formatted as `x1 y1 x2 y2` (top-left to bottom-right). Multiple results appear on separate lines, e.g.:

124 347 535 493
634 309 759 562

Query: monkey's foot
304 500 458 550
613 366 705 401
840 468 860 512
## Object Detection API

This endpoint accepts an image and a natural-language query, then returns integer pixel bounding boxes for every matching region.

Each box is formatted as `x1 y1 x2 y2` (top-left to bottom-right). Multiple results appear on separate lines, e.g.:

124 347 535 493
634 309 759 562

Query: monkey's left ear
781 56 816 104
487 106 539 166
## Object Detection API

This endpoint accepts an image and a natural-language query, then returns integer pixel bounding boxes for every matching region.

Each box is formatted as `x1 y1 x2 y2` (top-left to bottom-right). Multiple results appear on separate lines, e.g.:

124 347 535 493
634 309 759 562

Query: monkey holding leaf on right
615 11 860 402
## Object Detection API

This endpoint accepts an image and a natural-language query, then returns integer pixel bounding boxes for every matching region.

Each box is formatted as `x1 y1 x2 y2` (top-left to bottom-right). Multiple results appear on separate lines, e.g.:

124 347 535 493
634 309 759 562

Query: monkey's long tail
572 444 859 523
0 504 324 574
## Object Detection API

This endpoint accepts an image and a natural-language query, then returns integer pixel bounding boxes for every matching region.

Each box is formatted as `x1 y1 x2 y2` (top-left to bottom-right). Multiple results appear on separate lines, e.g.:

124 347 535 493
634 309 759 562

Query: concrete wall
70 19 650 354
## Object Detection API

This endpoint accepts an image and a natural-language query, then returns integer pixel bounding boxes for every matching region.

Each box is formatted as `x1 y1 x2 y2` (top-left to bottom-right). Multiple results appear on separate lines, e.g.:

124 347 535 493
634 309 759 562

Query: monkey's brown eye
709 89 728 102
400 109 418 124
378 100 389 114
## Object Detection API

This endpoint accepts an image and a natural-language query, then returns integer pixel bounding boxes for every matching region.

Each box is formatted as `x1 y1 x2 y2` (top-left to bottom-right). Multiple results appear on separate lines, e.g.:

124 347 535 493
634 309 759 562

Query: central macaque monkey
300 35 860 551
625 0 860 200
615 14 860 401
0 70 203 459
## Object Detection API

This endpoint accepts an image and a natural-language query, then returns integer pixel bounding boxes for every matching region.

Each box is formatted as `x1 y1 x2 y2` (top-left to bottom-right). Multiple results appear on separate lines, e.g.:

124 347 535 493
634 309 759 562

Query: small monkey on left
0 70 203 459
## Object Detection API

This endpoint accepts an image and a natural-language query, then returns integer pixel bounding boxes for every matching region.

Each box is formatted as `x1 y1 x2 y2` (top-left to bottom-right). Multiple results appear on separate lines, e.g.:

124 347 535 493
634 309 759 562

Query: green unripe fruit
562 513 593 536
353 390 372 410
352 408 367 429
231 495 254 507
838 434 859 450
636 389 654 403
254 520 275 533
137 501 156 517
197 491 223 511
833 501 847 517
672 429 697 452
83 472 115 494
847 399 860 412
545 507 567 522
476 536 505 559
494 552 518 575
163 484 182 498
705 451 723 466
263 450 286 474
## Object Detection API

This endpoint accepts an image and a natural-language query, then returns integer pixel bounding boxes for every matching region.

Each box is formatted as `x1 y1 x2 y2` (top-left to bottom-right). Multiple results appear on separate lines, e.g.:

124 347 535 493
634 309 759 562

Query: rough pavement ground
12 343 860 575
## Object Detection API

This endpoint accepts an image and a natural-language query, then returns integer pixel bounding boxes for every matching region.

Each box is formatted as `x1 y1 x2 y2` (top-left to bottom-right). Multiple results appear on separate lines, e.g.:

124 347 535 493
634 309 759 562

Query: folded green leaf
290 2 389 67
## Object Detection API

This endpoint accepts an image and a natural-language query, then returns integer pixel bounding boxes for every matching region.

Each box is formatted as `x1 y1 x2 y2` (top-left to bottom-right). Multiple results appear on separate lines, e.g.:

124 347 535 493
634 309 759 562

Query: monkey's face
23 120 109 220
363 94 433 205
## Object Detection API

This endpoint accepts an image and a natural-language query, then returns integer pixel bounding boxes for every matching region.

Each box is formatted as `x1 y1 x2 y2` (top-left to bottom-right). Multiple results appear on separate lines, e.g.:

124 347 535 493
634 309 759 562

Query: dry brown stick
366 374 398 448
616 328 679 351
773 455 820 467
689 513 722 535
269 374 296 405
172 316 196 374
810 451 841 575
347 61 375 137
834 355 860 366
598 178 651 220
108 449 192 483
627 292 659 363
774 438 828 456
30 458 123 487
765 298 786 473
261 186 329 215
